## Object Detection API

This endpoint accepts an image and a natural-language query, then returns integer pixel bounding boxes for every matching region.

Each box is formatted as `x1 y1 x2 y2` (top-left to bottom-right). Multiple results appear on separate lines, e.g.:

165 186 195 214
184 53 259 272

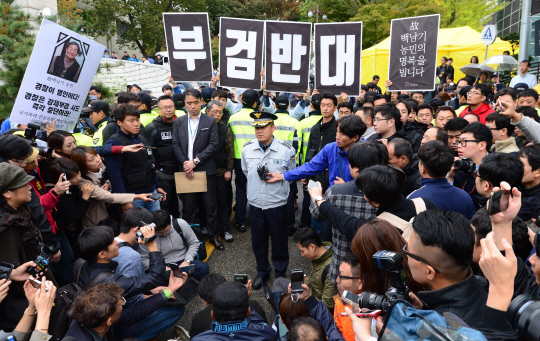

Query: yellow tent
361 26 516 92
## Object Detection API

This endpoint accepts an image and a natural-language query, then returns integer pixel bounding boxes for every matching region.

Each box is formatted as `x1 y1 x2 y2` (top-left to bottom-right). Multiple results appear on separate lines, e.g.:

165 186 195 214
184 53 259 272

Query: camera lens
507 294 540 340
453 159 463 169
359 291 388 313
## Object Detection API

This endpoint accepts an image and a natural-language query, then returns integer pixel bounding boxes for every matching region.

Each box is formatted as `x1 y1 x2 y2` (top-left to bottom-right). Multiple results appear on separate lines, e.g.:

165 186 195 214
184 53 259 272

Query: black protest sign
388 14 440 91
163 13 213 82
314 22 363 96
219 17 264 90
264 21 312 93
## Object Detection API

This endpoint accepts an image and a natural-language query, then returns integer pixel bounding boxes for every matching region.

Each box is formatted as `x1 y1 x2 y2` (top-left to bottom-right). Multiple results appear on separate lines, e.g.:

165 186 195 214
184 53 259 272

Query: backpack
377 198 427 241
172 219 207 261
48 258 121 341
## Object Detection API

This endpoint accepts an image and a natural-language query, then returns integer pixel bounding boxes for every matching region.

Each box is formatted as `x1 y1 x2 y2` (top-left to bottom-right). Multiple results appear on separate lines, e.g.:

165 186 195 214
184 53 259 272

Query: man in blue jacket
408 140 476 219
191 281 277 341
267 115 366 188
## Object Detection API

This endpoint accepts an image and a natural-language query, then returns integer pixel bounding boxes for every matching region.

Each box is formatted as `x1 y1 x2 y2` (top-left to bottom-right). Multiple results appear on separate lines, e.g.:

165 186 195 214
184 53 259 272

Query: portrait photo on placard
47 37 86 83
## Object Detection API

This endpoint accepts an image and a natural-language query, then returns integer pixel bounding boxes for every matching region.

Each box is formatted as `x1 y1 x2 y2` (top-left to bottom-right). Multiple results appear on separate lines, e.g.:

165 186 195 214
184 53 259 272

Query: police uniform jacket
241 138 296 210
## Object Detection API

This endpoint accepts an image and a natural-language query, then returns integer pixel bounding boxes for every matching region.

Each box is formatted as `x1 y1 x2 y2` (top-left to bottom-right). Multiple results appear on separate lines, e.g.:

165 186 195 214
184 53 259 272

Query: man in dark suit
172 89 223 250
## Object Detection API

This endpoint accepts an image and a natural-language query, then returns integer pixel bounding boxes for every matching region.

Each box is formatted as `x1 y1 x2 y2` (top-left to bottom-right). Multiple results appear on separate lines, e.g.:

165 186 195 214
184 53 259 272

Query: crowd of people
1 55 540 341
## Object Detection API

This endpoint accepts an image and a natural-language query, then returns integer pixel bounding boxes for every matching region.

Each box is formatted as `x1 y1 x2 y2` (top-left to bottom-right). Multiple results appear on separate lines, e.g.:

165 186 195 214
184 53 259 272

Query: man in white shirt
509 60 538 90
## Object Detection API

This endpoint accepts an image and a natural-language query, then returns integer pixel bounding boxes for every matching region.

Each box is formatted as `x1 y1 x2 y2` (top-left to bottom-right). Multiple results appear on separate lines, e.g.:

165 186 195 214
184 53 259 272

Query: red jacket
29 168 59 233
459 102 494 124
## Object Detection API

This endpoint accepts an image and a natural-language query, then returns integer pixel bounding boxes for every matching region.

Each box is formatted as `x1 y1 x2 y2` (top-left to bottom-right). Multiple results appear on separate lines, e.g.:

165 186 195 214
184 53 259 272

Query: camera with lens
136 222 157 243
24 122 50 157
507 294 540 340
26 242 58 278
257 163 270 181
453 157 476 175
357 250 410 313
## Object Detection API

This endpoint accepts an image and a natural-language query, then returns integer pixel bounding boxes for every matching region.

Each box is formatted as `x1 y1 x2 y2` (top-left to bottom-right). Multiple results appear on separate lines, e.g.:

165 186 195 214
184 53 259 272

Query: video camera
26 241 60 278
453 157 476 175
357 250 410 313
24 122 50 157
507 294 540 340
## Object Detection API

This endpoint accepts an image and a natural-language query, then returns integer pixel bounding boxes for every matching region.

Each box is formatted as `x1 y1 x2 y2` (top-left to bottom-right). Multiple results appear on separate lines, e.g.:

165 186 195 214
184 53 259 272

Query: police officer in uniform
84 100 110 147
241 111 296 290
274 95 301 236
146 95 181 218
229 90 260 233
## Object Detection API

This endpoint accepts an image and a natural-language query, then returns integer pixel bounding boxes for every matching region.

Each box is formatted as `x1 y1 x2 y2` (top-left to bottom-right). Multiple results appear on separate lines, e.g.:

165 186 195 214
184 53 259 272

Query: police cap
250 110 278 127
242 90 260 107
275 95 289 110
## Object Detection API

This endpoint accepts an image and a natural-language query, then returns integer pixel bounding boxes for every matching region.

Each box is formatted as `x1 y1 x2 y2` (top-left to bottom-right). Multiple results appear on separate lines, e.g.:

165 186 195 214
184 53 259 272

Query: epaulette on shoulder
243 140 255 147
279 140 293 149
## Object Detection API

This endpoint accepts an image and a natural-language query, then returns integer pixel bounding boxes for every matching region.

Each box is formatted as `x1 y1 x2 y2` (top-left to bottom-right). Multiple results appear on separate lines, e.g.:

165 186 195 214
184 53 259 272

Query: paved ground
158 183 309 340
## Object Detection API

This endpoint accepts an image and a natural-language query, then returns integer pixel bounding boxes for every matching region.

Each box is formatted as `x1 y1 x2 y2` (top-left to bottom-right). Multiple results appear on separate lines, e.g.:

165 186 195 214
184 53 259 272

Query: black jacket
65 292 169 341
172 113 218 175
305 116 336 191
77 251 167 299
51 185 90 240
518 184 540 221
418 270 517 341
102 119 147 145
146 116 179 174
453 170 483 210
402 155 422 197
402 125 423 152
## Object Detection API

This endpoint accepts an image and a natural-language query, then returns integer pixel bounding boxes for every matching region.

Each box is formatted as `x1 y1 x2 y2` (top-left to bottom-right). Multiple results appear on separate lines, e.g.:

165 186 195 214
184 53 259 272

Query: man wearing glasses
447 122 492 209
146 96 181 219
458 84 494 124
368 103 403 142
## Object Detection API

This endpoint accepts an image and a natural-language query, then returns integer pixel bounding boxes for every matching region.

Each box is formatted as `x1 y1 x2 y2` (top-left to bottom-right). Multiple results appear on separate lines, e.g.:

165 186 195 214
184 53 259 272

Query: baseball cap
213 282 249 322
242 90 259 107
201 87 214 103
0 163 34 194
137 91 153 104
27 147 40 163
83 100 110 115
275 95 289 109
311 94 322 107
514 83 529 92
172 93 185 108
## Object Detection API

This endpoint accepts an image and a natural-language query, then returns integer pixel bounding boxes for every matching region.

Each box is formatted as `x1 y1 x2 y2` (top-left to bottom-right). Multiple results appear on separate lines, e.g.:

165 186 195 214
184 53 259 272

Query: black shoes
252 275 268 290
210 238 224 250
235 223 247 233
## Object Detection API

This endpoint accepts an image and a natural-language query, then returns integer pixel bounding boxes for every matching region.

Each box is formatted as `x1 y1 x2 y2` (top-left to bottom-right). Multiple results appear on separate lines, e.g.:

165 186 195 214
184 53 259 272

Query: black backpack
172 219 207 261
48 259 120 341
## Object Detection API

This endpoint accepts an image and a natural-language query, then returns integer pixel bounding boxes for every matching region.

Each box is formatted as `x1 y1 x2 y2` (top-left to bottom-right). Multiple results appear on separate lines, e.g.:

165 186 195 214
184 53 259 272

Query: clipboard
175 171 207 193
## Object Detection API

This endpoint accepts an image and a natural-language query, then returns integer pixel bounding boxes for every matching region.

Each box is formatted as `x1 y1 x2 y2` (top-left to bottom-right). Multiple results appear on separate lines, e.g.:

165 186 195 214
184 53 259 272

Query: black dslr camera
357 251 410 313
26 241 60 278
24 122 50 157
257 163 270 181
453 157 476 175
507 294 540 340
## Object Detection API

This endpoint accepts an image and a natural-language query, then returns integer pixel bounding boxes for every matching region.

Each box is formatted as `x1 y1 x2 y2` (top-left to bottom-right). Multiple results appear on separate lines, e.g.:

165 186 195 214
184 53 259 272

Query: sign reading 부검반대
219 17 265 90
387 14 440 92
10 19 105 131
314 22 363 96
163 13 213 82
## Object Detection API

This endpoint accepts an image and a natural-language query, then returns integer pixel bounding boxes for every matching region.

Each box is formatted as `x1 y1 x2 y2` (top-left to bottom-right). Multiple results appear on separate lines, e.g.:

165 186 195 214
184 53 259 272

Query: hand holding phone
487 182 511 216
234 274 248 285
341 290 360 309
307 180 319 190
63 174 70 195
148 193 164 201
290 269 304 293
0 262 14 281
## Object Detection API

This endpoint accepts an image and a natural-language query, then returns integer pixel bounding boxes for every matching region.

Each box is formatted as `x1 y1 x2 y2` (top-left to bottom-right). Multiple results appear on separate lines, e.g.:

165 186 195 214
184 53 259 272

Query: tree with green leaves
0 0 35 118
300 0 364 23
441 0 505 31
501 32 519 57
81 0 205 57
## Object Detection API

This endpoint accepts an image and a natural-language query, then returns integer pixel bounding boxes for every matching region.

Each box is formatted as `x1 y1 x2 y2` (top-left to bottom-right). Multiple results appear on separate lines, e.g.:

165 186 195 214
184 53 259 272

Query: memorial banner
163 13 213 82
387 14 440 91
10 19 105 131
264 21 312 94
219 17 264 90
314 22 363 96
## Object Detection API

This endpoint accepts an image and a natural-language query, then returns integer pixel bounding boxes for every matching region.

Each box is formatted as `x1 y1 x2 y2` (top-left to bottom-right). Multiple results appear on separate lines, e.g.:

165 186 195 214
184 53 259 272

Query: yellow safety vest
140 112 158 127
299 114 323 164
74 132 93 147
175 109 186 118
274 112 301 162
228 107 256 159
92 120 108 147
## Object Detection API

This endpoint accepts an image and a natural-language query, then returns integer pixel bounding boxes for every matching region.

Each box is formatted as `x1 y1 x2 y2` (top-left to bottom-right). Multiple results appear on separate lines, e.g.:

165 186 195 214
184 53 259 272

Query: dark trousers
216 175 232 234
250 204 289 278
234 159 248 225
286 182 298 232
300 187 312 227
181 175 219 239
157 171 181 218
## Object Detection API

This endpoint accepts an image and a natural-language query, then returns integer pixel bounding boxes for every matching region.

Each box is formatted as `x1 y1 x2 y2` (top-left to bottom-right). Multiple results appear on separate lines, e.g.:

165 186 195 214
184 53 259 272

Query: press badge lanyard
188 117 199 142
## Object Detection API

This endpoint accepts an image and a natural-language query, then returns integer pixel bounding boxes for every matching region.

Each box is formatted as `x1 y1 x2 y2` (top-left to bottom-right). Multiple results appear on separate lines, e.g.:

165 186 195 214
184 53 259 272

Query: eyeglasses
467 91 482 96
455 139 480 147
374 118 391 122
337 274 361 280
10 157 29 166
156 227 171 236
160 105 174 111
472 171 493 187
208 110 222 114
488 127 501 131
402 243 441 274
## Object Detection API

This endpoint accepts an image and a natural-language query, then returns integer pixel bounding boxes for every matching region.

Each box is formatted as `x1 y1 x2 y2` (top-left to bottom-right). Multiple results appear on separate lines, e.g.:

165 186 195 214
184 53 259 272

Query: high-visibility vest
92 120 108 147
299 114 322 164
140 112 158 127
274 112 301 161
73 132 93 146
228 107 256 159
175 109 186 118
